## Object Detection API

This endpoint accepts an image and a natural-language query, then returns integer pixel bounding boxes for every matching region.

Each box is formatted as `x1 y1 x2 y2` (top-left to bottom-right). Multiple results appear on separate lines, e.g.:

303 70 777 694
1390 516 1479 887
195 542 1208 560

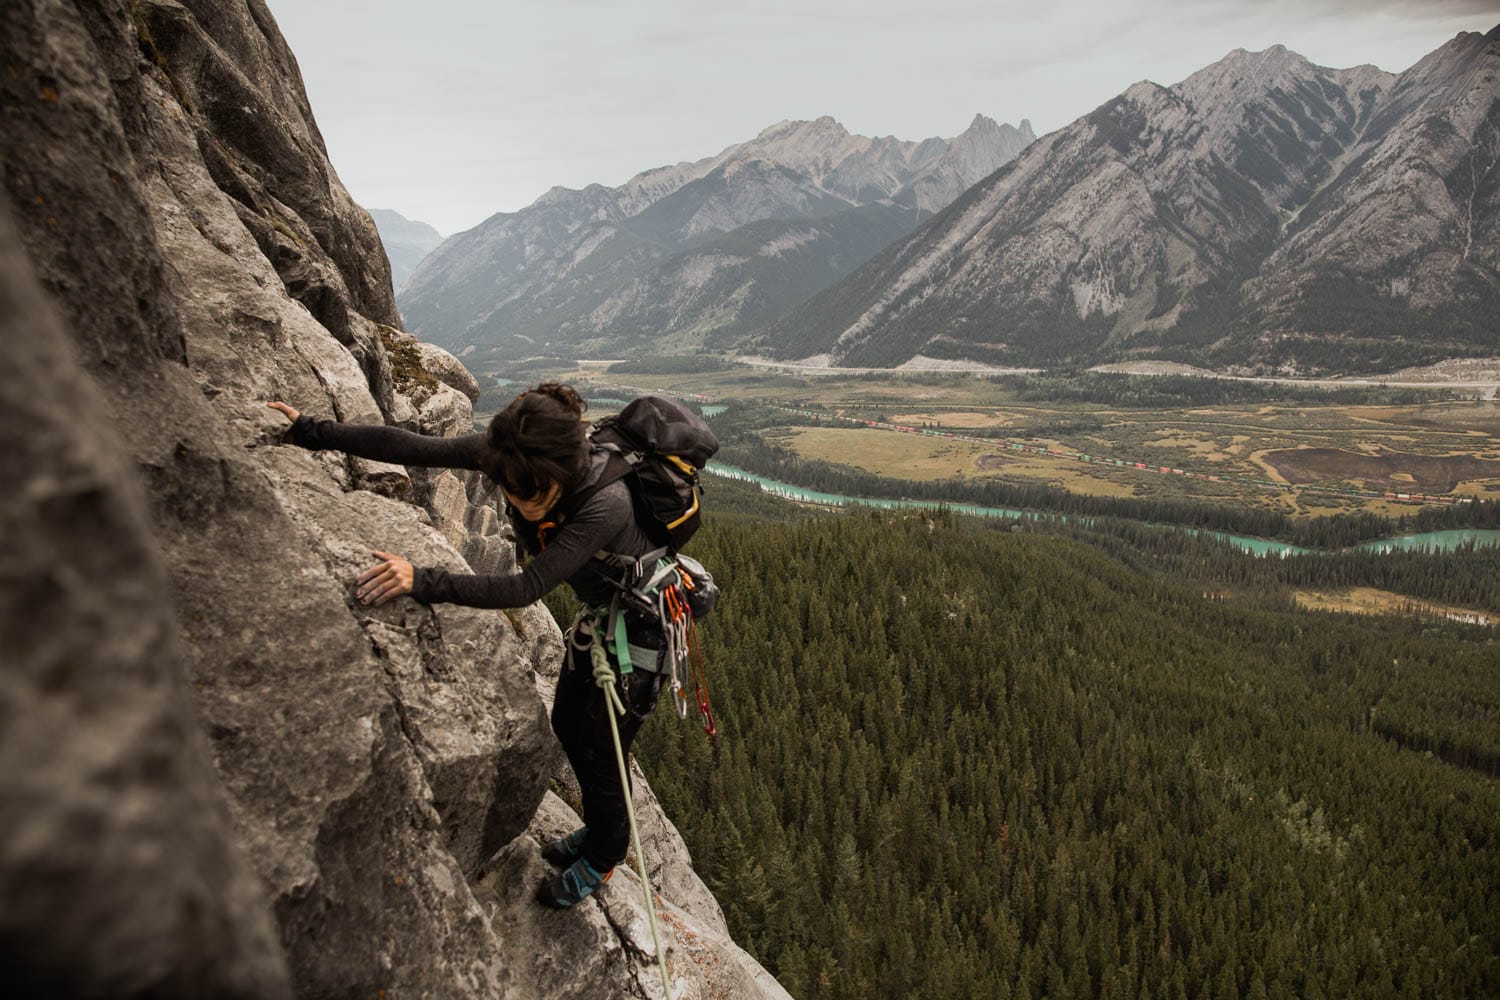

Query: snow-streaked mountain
368 209 443 294
760 28 1500 375
398 115 1035 360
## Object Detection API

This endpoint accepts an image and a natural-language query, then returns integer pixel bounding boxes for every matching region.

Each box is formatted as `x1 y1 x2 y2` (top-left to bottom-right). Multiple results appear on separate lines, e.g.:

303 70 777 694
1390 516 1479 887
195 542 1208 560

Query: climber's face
505 479 562 522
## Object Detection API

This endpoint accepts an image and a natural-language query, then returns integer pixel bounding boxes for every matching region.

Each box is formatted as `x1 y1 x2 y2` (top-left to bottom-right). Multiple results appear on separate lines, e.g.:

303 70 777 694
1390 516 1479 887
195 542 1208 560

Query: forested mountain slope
641 509 1500 999
760 28 1500 374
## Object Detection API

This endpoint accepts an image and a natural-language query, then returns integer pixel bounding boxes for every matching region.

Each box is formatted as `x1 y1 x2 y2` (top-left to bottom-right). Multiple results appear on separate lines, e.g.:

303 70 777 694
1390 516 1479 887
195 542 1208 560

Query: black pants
551 634 662 871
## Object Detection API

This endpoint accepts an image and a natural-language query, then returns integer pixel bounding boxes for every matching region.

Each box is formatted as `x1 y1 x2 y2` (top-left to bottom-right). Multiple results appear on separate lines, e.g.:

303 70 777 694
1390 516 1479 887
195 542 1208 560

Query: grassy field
771 401 1500 516
488 363 1500 518
1293 586 1494 625
777 426 1146 499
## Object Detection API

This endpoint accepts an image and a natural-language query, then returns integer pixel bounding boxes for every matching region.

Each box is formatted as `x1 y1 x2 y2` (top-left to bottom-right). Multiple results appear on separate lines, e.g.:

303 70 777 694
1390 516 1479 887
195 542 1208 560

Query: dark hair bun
531 382 587 417
483 382 591 498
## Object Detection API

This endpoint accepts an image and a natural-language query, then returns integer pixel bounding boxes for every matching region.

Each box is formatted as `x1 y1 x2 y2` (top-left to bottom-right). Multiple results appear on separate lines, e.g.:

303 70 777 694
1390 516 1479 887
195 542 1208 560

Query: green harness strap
603 590 633 677
591 548 678 679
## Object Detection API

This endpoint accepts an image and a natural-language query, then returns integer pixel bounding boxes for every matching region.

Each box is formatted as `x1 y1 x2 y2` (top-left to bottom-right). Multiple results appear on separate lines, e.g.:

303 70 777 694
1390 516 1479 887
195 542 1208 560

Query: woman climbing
267 384 665 909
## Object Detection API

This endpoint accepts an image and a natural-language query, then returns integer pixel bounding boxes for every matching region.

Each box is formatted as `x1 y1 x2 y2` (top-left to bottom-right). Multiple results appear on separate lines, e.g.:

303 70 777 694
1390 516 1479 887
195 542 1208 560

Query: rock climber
268 384 662 908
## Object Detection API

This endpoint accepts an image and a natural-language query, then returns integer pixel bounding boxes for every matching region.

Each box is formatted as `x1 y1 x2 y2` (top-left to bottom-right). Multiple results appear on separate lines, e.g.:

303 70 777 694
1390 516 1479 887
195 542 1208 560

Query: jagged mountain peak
1180 42 1396 101
1415 23 1500 71
761 28 1499 374
531 114 1037 223
1209 43 1297 67
400 111 1034 356
532 182 615 208
1373 23 1495 119
955 113 1035 146
1177 43 1321 103
731 117 889 184
1442 24 1500 50
1122 79 1171 103
756 115 848 139
1177 42 1399 104
951 113 1032 146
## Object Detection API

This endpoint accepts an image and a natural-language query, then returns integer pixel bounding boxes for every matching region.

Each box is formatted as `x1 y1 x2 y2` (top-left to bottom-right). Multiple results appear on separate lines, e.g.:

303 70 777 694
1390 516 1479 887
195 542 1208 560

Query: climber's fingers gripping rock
357 551 414 606
266 400 300 423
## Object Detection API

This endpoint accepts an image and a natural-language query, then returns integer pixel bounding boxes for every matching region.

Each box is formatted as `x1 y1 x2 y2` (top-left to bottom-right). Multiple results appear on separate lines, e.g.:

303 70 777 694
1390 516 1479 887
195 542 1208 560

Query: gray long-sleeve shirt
290 416 657 617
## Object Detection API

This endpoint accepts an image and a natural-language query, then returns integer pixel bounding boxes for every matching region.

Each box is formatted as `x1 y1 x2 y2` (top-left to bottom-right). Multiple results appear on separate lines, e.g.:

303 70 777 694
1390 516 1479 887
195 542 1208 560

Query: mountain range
398 115 1035 360
369 209 444 292
759 28 1500 375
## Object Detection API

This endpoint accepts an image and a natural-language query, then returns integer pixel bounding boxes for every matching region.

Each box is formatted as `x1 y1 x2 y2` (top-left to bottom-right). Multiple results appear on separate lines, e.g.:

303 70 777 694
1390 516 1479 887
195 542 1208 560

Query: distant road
732 356 1040 376
731 356 1500 394
1090 361 1500 393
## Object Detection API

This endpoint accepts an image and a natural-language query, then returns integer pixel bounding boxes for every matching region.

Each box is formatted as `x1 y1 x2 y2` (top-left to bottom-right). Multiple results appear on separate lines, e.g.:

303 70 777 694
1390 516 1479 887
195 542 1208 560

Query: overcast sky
266 1 1497 236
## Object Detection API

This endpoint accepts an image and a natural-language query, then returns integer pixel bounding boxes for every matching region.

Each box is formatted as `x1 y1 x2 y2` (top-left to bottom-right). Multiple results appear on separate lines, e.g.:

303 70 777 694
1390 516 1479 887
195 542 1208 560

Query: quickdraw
583 549 719 738
655 565 716 736
662 584 690 719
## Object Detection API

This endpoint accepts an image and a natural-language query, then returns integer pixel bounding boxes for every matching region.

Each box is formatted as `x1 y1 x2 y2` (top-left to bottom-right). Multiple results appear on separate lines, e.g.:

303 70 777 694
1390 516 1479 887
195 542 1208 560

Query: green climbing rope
589 631 673 998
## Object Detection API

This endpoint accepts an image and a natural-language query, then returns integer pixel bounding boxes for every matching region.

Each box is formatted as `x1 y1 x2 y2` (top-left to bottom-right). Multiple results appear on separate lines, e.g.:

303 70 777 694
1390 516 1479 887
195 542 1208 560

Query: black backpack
578 394 719 551
513 394 719 555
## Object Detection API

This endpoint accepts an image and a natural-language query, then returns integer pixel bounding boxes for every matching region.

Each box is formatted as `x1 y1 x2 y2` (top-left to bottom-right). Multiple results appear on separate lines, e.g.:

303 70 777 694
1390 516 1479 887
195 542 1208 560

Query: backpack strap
554 450 634 525
583 547 672 614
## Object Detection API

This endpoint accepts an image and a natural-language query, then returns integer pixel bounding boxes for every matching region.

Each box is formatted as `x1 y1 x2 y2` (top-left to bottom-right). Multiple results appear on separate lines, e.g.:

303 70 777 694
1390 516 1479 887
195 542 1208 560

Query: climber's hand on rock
266 400 300 423
357 551 414 606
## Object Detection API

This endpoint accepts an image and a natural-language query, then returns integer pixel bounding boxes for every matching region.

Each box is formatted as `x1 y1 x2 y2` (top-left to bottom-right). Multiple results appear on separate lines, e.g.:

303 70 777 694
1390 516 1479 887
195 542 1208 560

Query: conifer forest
627 480 1500 1000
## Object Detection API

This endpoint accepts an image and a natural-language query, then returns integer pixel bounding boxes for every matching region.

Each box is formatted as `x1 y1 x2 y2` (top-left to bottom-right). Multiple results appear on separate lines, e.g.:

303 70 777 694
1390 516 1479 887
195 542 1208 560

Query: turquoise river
706 463 1500 558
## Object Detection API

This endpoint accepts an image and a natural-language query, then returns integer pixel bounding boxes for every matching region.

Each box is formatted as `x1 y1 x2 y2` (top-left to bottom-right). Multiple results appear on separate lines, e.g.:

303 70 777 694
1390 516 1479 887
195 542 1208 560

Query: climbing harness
588 625 675 999
542 502 720 737
588 550 719 736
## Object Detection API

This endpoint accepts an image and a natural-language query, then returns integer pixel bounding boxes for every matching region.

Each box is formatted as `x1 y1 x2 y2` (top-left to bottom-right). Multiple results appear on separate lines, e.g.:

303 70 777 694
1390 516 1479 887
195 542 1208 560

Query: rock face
0 2 786 997
0 194 294 1000
471 792 791 1000
763 30 1500 375
398 114 1034 361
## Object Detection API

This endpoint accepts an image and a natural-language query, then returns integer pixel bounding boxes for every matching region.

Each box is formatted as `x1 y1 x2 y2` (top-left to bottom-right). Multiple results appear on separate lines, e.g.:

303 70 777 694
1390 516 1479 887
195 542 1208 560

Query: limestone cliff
0 2 787 997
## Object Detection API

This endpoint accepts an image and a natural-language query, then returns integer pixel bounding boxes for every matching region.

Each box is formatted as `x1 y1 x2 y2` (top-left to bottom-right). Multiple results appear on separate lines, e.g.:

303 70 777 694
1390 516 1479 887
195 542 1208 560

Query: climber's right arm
267 401 489 471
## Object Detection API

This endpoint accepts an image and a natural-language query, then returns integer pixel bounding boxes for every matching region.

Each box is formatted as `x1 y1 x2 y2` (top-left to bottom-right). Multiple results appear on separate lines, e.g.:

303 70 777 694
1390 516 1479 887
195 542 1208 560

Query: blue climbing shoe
536 856 612 909
541 826 588 868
